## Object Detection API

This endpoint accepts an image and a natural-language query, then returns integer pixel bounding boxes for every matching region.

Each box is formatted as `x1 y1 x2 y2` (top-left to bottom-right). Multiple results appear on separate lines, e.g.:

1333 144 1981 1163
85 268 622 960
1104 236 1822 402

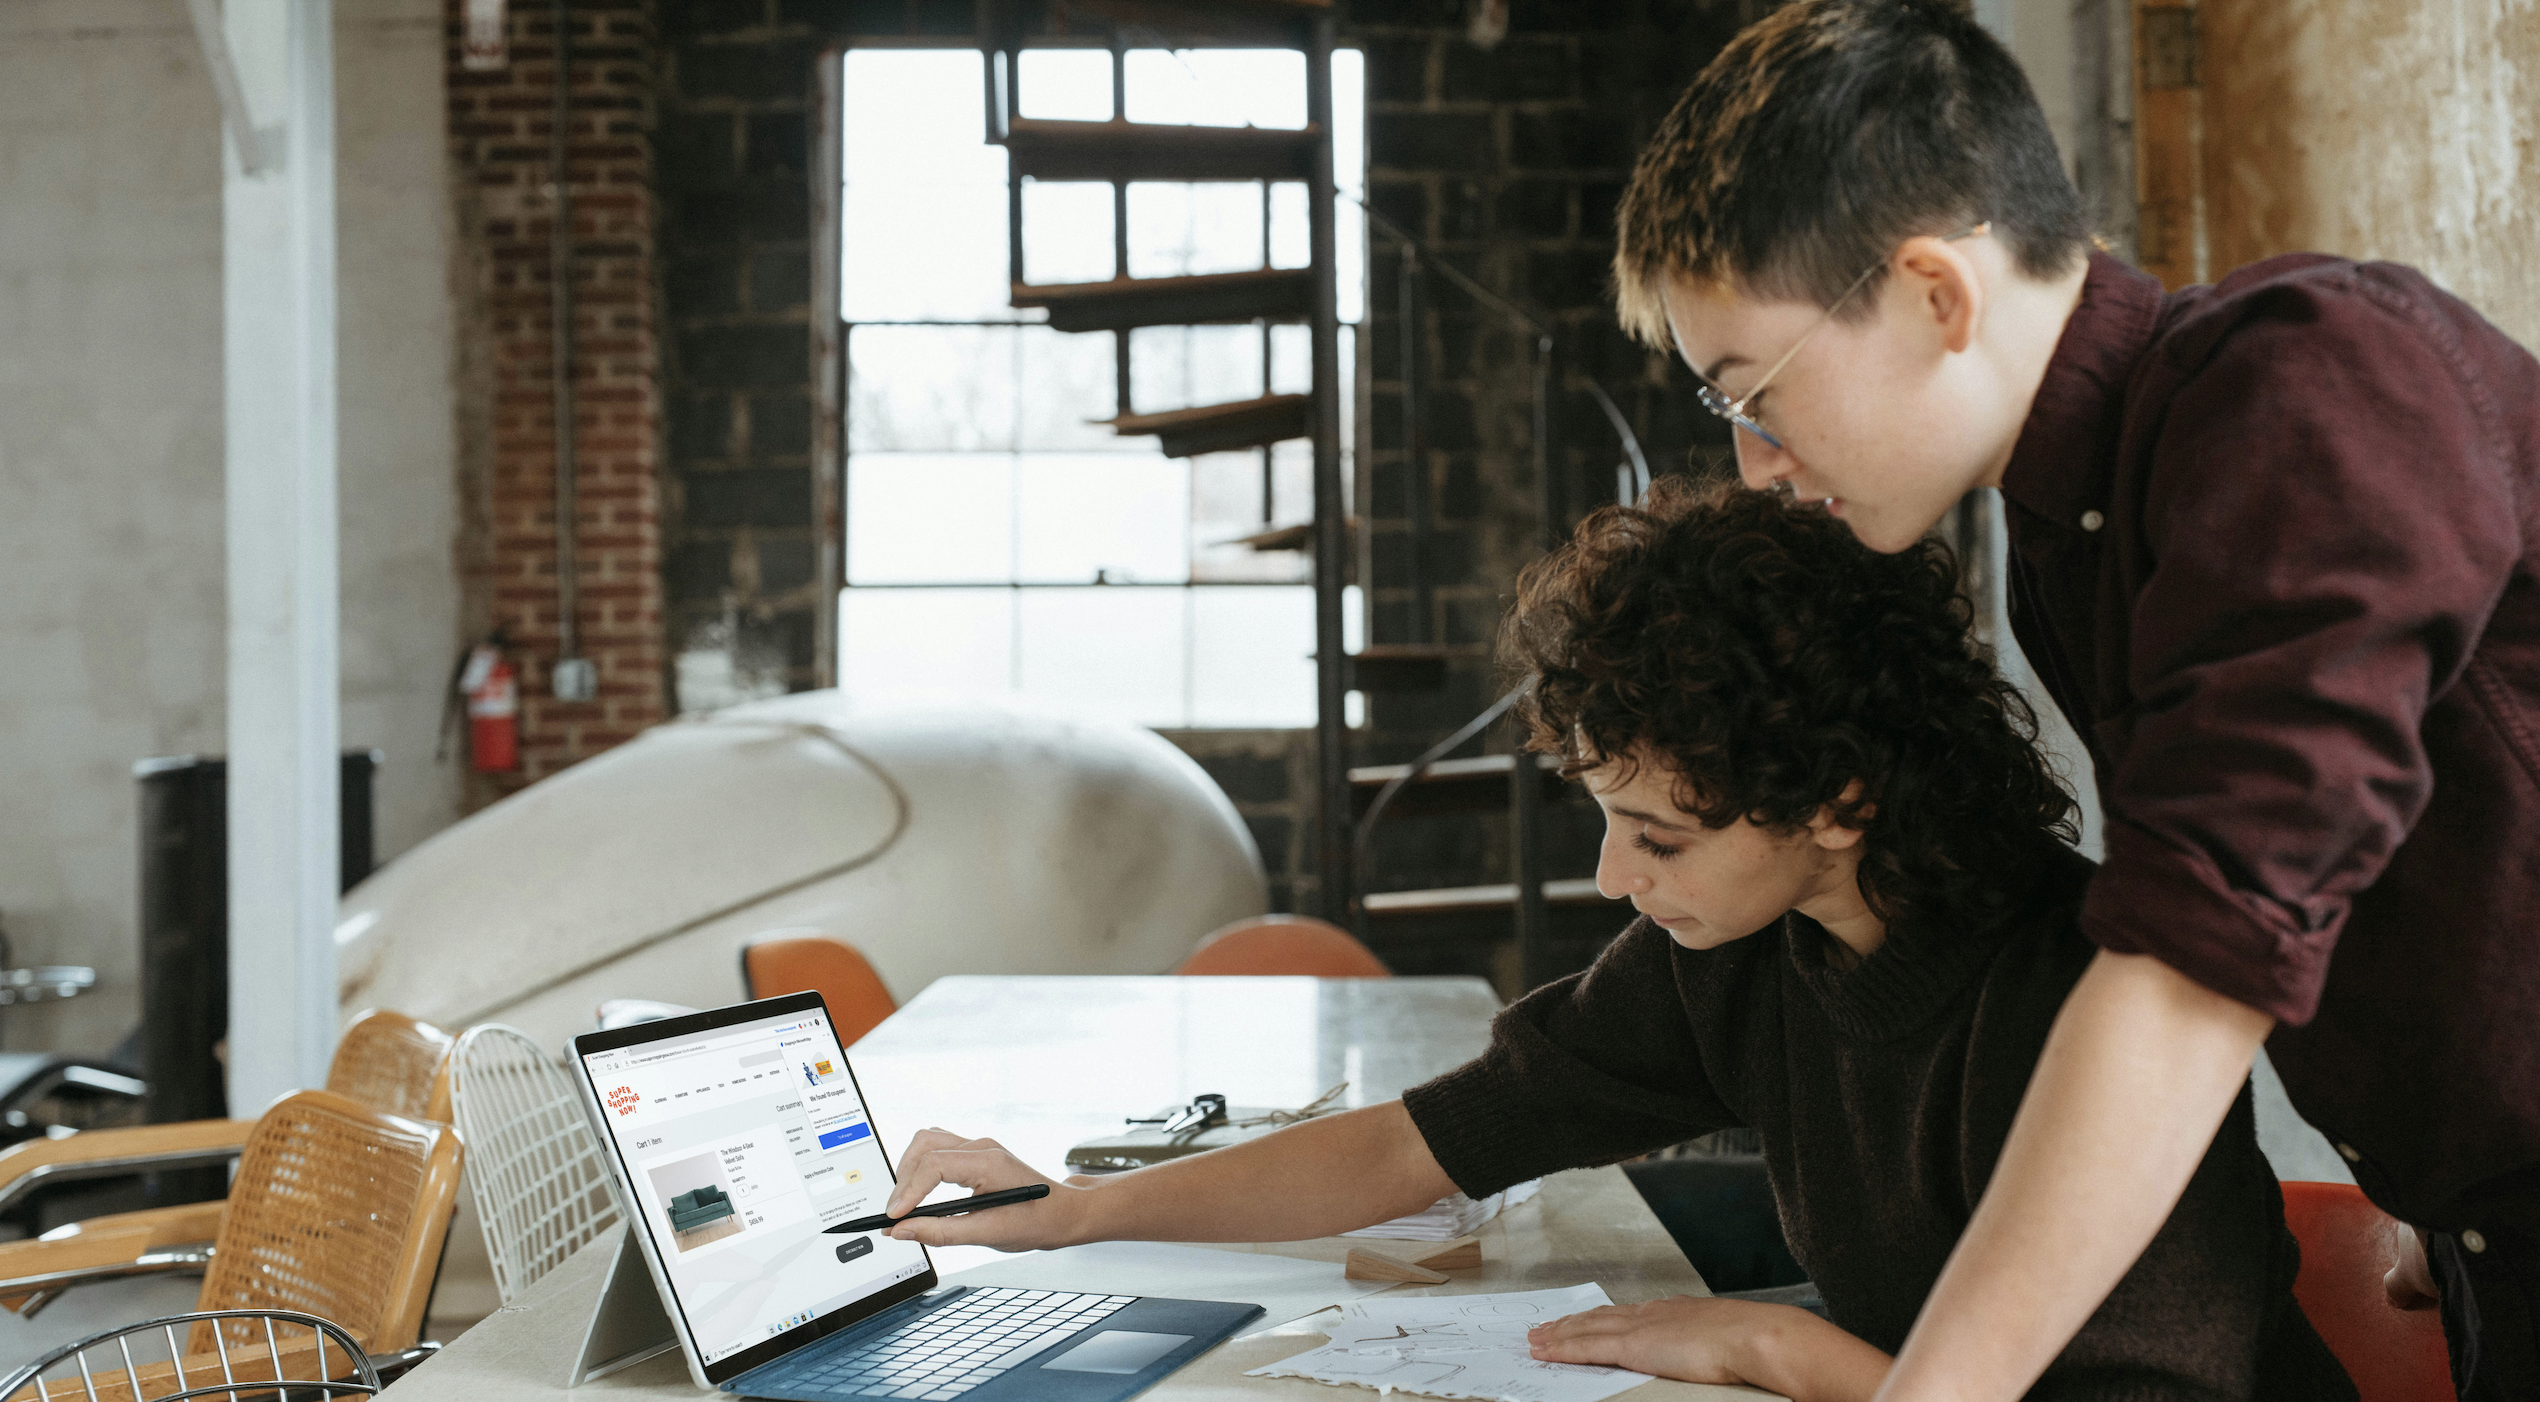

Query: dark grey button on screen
836 1236 874 1262
1039 1330 1191 1375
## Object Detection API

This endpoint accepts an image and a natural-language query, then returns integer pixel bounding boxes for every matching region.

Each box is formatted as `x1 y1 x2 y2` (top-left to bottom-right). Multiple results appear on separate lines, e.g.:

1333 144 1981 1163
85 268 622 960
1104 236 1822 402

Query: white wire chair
447 1025 620 1305
0 1307 380 1401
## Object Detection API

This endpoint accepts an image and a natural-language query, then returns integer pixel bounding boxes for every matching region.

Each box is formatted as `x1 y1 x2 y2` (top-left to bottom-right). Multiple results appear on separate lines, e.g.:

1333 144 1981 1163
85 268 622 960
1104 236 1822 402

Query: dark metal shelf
1010 269 1313 332
1007 119 1319 184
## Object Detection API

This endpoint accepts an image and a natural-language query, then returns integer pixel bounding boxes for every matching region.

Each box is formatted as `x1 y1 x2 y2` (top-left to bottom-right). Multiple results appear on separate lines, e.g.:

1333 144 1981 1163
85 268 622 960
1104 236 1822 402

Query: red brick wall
446 0 667 805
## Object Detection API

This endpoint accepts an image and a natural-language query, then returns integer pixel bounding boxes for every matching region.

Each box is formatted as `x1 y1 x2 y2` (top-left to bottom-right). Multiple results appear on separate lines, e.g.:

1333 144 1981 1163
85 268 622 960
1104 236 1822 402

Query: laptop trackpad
1038 1330 1192 1375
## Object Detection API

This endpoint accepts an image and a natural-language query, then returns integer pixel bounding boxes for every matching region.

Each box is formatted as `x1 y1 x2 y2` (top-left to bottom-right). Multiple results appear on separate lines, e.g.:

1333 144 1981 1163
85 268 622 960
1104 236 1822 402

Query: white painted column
218 0 340 1112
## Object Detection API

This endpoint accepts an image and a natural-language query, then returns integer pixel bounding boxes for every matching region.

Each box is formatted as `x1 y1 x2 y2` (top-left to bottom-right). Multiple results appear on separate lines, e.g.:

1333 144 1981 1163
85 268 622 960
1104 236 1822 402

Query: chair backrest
2 1307 380 1402
740 934 898 1046
447 1024 621 1306
326 1010 457 1124
2280 1181 2452 1402
1176 916 1391 978
192 1089 463 1355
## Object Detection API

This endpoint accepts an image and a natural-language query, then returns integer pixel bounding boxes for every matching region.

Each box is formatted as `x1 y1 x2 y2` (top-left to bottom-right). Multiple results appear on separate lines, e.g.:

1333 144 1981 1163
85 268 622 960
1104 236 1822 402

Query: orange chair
1176 916 1391 978
740 934 899 1046
2281 1181 2452 1402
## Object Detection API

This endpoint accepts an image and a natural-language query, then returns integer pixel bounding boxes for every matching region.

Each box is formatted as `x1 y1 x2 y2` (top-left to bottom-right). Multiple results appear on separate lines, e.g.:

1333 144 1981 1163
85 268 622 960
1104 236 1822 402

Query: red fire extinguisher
458 642 520 772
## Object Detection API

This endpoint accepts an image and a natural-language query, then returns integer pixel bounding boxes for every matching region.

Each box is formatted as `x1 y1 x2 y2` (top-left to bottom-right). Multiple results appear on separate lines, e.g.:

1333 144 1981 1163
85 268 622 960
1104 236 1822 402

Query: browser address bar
621 1022 808 1068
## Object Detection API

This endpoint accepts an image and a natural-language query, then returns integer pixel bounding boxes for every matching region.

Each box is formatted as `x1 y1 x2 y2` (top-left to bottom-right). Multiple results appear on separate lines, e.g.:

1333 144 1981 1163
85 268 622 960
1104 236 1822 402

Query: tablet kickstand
568 1225 681 1385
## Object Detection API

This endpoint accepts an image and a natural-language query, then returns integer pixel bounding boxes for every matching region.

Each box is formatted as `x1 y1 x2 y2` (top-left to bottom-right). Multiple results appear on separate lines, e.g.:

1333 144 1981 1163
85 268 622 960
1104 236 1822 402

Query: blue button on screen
819 1121 873 1150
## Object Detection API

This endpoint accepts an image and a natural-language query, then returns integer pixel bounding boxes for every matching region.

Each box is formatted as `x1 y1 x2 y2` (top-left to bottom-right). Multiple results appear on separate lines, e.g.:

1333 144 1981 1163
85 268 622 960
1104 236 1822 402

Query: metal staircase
1106 394 1311 458
984 0 1395 926
981 0 1637 986
1329 196 1657 989
1346 750 1611 990
1005 118 1319 182
1008 267 1315 332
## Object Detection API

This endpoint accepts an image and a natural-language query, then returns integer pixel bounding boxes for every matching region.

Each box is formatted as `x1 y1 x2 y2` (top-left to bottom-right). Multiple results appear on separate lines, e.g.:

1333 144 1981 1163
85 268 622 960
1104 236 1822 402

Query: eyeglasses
1692 222 1990 453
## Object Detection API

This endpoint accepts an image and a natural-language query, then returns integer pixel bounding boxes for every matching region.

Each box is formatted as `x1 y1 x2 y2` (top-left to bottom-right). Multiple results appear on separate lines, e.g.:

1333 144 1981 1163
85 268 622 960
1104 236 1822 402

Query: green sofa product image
668 1185 736 1233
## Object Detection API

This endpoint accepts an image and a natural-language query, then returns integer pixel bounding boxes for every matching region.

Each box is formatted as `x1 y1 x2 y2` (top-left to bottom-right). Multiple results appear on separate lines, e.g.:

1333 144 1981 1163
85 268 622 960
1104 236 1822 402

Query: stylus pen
826 1183 1051 1234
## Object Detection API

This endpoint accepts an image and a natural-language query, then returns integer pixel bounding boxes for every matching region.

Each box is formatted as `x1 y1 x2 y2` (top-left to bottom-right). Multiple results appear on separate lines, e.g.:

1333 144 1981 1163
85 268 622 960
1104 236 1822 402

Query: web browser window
580 1006 930 1364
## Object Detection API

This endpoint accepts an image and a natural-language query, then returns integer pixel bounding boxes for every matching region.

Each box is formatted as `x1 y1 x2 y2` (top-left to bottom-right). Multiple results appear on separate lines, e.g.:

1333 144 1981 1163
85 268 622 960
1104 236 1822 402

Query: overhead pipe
550 0 593 701
1399 241 1432 643
1306 15 1352 924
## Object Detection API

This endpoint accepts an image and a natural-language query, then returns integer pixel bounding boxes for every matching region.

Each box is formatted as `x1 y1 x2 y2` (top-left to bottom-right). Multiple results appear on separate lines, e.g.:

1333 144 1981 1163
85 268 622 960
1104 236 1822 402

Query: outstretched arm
1870 949 2272 1402
880 1099 1459 1252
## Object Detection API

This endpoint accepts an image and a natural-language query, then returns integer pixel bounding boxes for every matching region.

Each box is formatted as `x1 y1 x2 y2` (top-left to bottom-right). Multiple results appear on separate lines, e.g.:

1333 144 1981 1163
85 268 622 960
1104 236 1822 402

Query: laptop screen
577 997 934 1372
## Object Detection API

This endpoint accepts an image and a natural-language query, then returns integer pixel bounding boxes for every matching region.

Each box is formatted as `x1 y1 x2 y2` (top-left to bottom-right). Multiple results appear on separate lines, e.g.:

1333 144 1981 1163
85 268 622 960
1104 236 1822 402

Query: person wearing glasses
1608 2 2540 1400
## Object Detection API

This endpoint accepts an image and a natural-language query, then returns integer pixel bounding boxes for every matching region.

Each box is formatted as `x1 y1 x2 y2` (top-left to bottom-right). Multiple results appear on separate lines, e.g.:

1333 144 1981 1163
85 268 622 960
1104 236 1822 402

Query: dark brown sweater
1403 845 2355 1402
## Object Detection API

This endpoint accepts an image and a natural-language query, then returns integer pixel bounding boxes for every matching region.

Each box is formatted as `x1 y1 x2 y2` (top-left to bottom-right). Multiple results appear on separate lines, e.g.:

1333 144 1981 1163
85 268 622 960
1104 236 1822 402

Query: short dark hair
1614 0 2088 346
1501 478 2077 929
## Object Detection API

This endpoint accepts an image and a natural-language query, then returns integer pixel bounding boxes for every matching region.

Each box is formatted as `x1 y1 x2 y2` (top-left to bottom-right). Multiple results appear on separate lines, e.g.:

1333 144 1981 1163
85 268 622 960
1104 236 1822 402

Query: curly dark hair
1501 477 2077 930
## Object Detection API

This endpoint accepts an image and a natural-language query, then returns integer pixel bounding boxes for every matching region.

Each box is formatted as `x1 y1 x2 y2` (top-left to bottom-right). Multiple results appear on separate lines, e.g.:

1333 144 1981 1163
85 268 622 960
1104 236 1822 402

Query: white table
389 977 1771 1400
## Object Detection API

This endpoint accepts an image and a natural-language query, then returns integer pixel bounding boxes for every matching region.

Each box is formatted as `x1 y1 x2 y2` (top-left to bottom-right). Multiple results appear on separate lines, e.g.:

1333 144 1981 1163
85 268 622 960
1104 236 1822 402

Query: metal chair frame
446 1025 620 1305
4 1244 218 1320
0 1307 381 1402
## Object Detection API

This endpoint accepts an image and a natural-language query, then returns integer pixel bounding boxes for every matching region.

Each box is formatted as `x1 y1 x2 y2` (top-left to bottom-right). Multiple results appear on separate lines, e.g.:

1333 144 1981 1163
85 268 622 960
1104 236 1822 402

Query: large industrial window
838 48 1364 728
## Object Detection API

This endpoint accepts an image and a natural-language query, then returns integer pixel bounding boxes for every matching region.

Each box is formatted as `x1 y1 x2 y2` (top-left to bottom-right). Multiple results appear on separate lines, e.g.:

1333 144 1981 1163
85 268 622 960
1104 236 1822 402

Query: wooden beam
2132 2 2205 289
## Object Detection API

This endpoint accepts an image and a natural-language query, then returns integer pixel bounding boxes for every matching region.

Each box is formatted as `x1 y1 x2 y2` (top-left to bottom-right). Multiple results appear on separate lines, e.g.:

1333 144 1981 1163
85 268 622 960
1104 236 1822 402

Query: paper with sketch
1249 1283 1652 1402
942 1239 1395 1334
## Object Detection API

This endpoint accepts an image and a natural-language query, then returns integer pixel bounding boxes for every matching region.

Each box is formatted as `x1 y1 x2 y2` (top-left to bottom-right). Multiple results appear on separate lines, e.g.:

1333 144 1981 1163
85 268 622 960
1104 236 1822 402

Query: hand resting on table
1529 1295 1892 1402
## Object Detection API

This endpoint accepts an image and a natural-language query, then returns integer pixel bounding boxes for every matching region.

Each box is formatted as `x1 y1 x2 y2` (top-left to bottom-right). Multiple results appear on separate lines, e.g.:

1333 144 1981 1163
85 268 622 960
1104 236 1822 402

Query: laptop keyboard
777 1287 1138 1399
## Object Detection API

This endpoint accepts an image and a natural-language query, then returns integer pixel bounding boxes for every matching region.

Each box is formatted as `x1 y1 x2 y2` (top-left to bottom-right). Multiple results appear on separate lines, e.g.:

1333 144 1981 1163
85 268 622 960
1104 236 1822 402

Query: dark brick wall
656 1 832 690
646 1 1757 948
1161 731 1317 916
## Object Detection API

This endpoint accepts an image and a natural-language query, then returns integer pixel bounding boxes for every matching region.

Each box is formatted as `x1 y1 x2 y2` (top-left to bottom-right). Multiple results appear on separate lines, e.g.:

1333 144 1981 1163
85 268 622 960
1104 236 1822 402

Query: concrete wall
338 0 468 881
0 0 462 1057
1978 0 2079 180
2200 0 2540 348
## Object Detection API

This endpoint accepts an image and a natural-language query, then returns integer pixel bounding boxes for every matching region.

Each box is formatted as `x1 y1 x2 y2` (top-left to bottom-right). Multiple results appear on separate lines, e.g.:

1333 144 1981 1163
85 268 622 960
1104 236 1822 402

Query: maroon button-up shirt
1999 251 2540 1228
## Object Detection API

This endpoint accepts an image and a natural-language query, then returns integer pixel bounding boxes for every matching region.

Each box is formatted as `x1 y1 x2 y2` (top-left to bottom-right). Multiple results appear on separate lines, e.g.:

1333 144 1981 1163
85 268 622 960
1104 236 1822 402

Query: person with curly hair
862 480 2352 1401
1439 478 2348 1398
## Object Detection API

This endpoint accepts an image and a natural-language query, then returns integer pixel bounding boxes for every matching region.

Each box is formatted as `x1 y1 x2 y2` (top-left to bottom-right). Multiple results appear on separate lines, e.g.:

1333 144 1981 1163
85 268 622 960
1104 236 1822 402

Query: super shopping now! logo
606 1085 641 1116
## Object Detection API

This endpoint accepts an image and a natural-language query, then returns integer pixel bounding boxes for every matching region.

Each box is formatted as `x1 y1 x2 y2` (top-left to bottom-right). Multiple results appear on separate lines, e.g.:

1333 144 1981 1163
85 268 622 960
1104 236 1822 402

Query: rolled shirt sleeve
2082 269 2528 1024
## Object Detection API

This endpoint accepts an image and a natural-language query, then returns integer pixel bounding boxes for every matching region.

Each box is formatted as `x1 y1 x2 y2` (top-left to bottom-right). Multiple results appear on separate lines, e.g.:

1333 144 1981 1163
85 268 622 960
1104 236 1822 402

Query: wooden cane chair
322 1010 458 1125
0 1090 462 1356
740 934 899 1046
1 1307 381 1402
0 1012 456 1307
448 1024 620 1305
1175 916 1392 978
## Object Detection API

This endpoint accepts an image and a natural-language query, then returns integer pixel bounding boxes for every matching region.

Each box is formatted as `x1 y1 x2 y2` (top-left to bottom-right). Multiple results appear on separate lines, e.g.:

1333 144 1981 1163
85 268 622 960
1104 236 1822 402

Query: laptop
570 992 1264 1400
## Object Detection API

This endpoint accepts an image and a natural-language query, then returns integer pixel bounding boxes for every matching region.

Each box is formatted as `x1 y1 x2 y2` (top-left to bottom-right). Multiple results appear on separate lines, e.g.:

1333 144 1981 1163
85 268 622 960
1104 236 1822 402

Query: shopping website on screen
584 1009 928 1364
